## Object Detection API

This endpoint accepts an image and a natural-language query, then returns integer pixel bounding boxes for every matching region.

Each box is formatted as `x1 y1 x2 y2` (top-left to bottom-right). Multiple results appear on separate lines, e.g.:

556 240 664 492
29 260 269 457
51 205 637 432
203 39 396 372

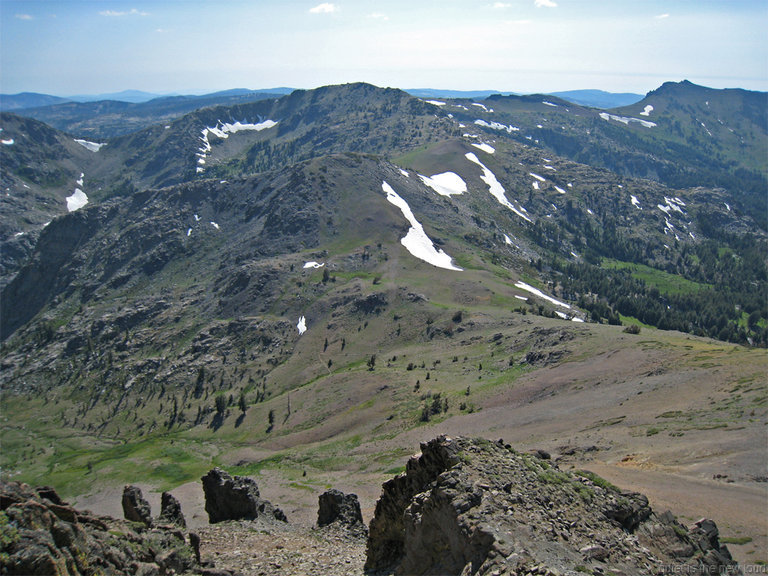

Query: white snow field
303 261 325 269
382 181 462 271
471 142 496 154
598 112 656 128
515 281 571 309
66 189 88 212
474 119 519 133
419 172 467 196
464 153 531 223
74 139 105 151
196 119 277 172
297 316 307 335
640 105 654 116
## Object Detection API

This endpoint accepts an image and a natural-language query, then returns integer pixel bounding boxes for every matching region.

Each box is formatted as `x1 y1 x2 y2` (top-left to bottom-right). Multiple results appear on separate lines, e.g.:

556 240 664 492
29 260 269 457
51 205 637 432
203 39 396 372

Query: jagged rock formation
317 489 365 534
121 484 153 527
201 467 288 524
0 480 197 575
159 491 186 529
364 435 739 575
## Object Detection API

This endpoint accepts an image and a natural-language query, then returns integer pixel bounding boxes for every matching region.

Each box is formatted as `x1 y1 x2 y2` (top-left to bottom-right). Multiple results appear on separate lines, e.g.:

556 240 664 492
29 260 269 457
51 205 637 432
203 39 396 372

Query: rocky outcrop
364 435 740 576
201 467 287 524
0 480 197 576
122 484 153 526
159 491 186 529
317 489 365 533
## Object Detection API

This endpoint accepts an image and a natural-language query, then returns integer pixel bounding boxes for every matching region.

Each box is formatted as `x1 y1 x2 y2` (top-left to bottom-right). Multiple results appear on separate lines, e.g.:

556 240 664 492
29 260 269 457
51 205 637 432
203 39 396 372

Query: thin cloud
534 0 557 7
368 12 389 21
493 2 512 8
309 3 339 14
99 8 149 17
15 14 34 20
655 13 670 19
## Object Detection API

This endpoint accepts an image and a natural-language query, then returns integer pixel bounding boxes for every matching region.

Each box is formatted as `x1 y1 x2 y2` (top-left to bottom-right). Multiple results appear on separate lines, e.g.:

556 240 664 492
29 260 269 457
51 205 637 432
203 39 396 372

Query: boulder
201 467 287 524
317 489 364 528
121 485 153 526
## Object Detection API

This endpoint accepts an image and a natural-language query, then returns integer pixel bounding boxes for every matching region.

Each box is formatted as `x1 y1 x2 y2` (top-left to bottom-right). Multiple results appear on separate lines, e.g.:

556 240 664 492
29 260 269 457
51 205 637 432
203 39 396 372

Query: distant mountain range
0 81 765 541
2 86 642 114
0 87 298 110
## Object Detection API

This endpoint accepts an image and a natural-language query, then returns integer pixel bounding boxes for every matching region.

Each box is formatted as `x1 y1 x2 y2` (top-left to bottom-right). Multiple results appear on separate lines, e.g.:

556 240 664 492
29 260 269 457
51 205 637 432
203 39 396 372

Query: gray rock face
317 489 364 528
121 484 152 526
158 491 186 528
364 435 740 576
201 467 287 524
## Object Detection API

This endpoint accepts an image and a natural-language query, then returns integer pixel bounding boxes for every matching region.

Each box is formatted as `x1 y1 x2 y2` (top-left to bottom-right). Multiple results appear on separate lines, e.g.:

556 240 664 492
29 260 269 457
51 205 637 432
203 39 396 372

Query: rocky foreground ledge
1 435 740 575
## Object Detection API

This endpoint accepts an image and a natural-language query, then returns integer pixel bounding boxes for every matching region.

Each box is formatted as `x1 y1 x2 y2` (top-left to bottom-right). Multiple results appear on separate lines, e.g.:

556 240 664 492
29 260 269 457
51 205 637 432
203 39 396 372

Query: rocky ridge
364 435 739 575
0 481 197 575
1 436 742 575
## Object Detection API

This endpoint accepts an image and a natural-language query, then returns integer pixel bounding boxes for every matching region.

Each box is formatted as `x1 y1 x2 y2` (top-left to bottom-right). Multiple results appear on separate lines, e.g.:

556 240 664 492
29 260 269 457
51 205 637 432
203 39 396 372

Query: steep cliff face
365 436 739 576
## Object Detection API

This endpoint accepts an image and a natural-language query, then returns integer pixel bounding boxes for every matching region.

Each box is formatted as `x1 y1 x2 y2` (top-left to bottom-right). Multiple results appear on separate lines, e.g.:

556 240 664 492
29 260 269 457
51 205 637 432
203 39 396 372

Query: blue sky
1 0 766 96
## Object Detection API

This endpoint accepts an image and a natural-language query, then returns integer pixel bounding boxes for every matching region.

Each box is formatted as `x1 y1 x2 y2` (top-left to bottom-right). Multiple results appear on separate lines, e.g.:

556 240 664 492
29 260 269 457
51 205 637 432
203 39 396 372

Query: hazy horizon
1 0 766 96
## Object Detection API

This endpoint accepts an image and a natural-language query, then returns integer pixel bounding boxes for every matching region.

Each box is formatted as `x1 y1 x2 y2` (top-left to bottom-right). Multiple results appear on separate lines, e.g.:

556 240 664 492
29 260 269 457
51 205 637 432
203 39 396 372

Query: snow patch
542 101 558 107
598 112 656 128
529 172 546 182
303 261 325 269
210 221 220 229
474 119 519 133
515 295 528 301
197 119 277 172
187 228 192 236
472 102 489 112
504 234 513 245
554 186 566 194
194 214 200 222
425 100 446 107
74 139 105 152
631 195 642 209
515 281 571 309
471 142 495 154
419 172 467 197
399 168 410 178
382 181 462 271
465 153 531 223
297 316 307 335
532 181 540 190
724 203 731 212
639 105 654 117
2 139 14 146
66 189 88 212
